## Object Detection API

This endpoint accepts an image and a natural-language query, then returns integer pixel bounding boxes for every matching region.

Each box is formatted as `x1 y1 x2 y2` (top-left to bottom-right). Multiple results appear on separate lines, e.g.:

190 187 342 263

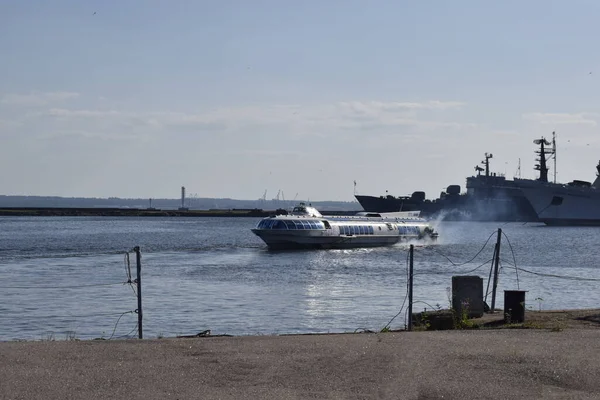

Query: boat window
272 220 286 230
315 221 324 229
339 226 345 235
322 220 331 229
301 221 311 229
257 220 264 229
293 220 303 229
359 226 365 235
284 220 296 229
368 226 374 234
308 221 318 229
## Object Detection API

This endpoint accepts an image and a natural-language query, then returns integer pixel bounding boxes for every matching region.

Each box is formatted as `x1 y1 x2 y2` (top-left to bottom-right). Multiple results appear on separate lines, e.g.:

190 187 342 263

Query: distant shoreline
0 207 361 218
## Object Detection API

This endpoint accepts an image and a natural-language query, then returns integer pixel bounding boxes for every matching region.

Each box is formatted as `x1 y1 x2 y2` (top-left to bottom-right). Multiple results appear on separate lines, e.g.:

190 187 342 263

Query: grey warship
355 135 560 221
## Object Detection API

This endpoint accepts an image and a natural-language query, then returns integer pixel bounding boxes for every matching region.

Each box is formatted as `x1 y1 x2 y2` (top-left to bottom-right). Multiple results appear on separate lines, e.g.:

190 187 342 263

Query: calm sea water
1 216 599 341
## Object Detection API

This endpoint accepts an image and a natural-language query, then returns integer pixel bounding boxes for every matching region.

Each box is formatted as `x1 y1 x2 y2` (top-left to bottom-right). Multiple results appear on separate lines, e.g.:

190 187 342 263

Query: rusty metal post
490 229 502 312
134 246 143 339
408 244 414 331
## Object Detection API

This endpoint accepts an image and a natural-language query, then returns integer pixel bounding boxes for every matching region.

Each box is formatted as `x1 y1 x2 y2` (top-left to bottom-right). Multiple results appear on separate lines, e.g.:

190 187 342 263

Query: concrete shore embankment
2 310 600 399
2 329 599 399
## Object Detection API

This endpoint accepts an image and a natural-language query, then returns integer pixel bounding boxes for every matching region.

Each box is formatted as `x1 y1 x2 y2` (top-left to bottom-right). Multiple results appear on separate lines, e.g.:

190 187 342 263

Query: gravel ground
2 327 600 400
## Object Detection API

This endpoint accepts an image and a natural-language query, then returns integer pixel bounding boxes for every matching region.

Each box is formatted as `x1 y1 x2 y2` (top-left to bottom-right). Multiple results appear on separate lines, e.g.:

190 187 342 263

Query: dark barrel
504 290 527 323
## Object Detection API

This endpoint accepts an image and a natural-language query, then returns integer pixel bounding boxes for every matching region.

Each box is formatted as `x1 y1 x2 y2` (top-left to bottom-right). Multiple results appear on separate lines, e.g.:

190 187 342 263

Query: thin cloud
522 112 598 126
1 92 80 107
11 99 472 140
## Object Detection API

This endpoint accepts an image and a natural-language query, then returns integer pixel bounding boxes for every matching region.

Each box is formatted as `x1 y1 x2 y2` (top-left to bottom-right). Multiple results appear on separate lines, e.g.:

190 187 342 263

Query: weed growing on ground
414 312 431 331
535 297 544 312
453 300 477 329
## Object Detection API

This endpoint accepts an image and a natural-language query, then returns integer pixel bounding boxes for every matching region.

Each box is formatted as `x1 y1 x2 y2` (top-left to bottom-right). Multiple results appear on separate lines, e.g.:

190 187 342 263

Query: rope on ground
425 230 497 267
0 281 130 290
107 310 135 340
412 300 442 311
501 230 520 289
515 267 600 282
413 258 494 277
112 322 139 339
124 251 137 297
13 311 136 320
382 249 410 331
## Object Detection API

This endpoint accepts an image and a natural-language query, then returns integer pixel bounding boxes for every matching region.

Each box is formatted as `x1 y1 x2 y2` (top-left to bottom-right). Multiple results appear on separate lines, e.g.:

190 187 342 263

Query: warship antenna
553 131 557 183
533 136 551 182
483 153 493 177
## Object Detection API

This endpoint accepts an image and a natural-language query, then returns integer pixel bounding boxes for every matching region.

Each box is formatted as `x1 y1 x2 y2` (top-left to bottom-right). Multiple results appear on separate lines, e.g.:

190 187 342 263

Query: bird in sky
93 11 96 15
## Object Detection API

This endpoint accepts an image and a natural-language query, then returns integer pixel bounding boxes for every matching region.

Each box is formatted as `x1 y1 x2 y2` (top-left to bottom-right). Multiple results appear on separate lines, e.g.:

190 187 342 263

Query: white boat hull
251 203 437 250
251 229 417 250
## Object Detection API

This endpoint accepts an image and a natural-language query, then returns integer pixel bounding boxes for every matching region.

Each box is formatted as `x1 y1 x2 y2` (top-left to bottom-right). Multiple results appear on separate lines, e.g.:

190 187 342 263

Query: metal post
408 244 414 331
134 246 143 339
490 229 502 312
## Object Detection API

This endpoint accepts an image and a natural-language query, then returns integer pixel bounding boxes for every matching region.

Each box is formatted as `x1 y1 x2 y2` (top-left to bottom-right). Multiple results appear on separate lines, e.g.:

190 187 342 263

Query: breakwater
0 207 361 217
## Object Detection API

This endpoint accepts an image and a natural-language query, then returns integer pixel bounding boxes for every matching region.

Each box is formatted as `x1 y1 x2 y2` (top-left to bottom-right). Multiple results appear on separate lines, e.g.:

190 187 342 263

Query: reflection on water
1 217 599 340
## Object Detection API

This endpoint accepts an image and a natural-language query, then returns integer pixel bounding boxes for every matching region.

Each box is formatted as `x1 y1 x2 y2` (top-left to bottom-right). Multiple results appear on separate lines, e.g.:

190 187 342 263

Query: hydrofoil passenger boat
252 203 438 250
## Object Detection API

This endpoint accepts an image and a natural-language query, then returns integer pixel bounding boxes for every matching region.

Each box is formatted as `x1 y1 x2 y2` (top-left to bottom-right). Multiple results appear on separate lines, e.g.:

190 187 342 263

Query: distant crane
259 189 267 204
293 193 298 201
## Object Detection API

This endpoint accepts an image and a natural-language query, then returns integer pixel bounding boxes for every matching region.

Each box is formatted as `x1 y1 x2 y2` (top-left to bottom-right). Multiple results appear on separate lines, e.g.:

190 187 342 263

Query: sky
1 0 600 202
